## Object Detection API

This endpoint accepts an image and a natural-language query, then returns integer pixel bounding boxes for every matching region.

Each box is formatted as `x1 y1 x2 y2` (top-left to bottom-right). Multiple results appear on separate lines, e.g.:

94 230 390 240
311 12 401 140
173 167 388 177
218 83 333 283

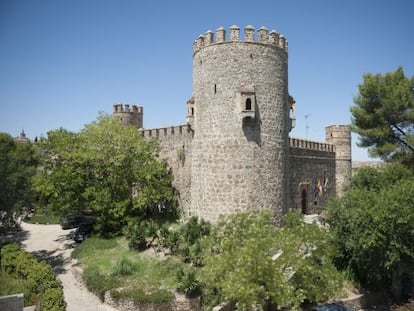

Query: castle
113 25 352 223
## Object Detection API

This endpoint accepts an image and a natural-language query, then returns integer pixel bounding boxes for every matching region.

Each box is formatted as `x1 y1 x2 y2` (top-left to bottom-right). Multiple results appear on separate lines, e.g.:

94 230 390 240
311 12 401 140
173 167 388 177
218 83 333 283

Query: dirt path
20 222 118 311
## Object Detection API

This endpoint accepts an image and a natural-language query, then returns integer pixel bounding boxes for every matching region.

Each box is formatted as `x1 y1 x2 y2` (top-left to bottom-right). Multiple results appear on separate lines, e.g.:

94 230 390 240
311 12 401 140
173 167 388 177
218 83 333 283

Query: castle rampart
289 137 335 152
193 25 287 55
141 124 193 140
113 24 352 224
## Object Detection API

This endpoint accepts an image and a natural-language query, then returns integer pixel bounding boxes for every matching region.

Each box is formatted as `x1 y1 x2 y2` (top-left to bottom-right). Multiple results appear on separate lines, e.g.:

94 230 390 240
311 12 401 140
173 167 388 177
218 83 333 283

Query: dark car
313 302 352 311
73 222 94 243
60 215 82 230
60 214 95 230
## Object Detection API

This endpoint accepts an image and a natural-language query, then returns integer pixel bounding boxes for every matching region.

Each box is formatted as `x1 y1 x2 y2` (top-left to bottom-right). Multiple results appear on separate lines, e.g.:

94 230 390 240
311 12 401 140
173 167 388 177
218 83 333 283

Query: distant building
14 129 30 143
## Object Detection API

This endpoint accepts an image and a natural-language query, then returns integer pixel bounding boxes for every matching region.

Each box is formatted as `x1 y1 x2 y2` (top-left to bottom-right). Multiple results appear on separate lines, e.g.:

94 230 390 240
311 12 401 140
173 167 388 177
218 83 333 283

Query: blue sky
1 0 413 161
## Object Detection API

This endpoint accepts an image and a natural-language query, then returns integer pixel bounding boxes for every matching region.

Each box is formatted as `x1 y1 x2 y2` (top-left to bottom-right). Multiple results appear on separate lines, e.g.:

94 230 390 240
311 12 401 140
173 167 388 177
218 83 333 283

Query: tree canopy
351 67 414 166
201 211 344 310
33 115 177 236
0 133 39 229
326 163 414 290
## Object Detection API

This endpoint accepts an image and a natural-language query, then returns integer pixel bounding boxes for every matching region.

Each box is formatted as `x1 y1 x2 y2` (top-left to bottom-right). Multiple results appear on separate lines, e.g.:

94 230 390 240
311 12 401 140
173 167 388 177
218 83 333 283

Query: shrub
83 266 120 301
124 219 158 250
111 257 137 276
176 267 201 298
0 243 65 309
111 286 174 306
42 287 66 311
157 217 211 265
201 211 343 310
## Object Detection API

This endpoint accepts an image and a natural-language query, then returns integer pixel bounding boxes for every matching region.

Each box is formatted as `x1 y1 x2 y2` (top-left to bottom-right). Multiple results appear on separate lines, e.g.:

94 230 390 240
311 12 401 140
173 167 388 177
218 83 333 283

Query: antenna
305 114 311 139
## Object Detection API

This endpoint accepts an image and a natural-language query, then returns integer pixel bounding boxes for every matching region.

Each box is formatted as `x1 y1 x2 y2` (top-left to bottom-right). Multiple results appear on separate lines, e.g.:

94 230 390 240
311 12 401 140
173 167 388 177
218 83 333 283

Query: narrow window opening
214 84 217 94
245 98 252 111
191 107 194 116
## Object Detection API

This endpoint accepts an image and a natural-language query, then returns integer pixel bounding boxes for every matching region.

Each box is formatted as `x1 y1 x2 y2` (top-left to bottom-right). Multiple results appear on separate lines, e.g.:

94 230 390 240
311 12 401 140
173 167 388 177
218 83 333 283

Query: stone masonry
113 25 352 224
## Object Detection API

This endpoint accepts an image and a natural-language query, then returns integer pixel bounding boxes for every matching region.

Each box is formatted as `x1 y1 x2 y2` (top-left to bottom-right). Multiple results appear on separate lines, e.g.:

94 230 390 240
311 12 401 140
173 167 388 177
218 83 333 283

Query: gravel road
19 222 118 311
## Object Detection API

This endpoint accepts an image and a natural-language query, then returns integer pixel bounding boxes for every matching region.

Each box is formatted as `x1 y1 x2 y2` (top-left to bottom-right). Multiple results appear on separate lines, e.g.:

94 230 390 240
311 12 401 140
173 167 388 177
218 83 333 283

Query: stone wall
114 25 352 223
104 291 201 311
141 125 193 216
190 25 290 223
0 293 25 311
326 125 352 197
288 138 336 214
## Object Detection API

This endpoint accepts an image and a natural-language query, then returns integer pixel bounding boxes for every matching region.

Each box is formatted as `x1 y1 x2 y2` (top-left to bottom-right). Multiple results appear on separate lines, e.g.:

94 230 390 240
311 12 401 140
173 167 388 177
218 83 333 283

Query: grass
25 208 60 224
72 236 185 305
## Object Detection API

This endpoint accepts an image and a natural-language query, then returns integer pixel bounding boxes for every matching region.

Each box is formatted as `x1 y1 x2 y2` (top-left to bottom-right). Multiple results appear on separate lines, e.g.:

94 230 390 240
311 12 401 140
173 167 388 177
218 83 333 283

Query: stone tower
326 125 352 197
113 103 143 129
189 25 290 223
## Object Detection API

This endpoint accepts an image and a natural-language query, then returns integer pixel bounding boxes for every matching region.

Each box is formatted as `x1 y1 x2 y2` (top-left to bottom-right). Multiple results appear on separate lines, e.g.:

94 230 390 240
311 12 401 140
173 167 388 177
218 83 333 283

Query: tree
33 115 177 236
201 211 343 310
326 163 414 290
351 67 414 166
0 133 39 229
33 128 88 216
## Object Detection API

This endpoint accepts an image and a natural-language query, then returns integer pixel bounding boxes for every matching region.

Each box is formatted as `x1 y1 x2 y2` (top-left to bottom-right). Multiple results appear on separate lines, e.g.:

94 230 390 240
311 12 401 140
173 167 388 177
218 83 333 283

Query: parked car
313 302 352 311
73 222 94 243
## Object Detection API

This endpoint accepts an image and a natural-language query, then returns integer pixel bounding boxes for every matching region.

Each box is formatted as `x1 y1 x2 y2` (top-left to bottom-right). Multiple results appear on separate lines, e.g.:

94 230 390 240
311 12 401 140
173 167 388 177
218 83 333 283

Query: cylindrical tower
113 103 143 129
189 25 290 223
325 125 352 197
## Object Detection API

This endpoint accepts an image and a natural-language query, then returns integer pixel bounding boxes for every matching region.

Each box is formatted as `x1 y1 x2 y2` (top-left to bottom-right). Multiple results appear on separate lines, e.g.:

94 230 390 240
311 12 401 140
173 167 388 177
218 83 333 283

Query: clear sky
1 0 413 161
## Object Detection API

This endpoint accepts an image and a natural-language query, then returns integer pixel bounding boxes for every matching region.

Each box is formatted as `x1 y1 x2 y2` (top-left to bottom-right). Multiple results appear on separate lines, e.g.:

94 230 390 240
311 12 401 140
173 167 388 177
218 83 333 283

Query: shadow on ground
31 249 72 274
0 225 30 248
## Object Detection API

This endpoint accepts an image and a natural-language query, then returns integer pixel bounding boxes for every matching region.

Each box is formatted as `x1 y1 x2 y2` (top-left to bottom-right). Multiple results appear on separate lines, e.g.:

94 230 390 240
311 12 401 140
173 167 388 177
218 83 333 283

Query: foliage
0 243 65 309
112 256 137 276
326 164 414 289
83 265 120 301
124 216 211 266
42 287 67 311
0 132 39 230
201 211 343 310
33 115 177 236
351 67 414 166
158 216 211 265
26 207 60 224
72 236 184 302
32 128 86 217
71 236 118 259
110 286 174 306
351 162 412 191
176 266 201 298
124 218 159 250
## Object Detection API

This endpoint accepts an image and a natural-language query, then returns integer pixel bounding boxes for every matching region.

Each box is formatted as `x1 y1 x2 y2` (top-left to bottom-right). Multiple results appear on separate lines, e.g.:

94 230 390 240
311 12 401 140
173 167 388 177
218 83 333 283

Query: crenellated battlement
140 124 193 140
289 137 335 153
113 103 143 114
193 25 288 54
113 103 143 128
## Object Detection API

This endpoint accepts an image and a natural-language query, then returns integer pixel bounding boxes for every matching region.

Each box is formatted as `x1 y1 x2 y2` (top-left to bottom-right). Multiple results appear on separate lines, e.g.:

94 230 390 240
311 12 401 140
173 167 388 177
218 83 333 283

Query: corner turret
326 125 352 196
113 103 143 129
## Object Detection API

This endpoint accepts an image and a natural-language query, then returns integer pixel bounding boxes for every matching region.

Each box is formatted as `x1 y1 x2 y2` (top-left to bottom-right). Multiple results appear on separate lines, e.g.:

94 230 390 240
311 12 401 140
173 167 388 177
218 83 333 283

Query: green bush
42 287 66 311
83 266 120 300
157 217 211 265
111 257 137 276
0 243 65 309
176 267 201 298
111 286 174 306
124 219 159 250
